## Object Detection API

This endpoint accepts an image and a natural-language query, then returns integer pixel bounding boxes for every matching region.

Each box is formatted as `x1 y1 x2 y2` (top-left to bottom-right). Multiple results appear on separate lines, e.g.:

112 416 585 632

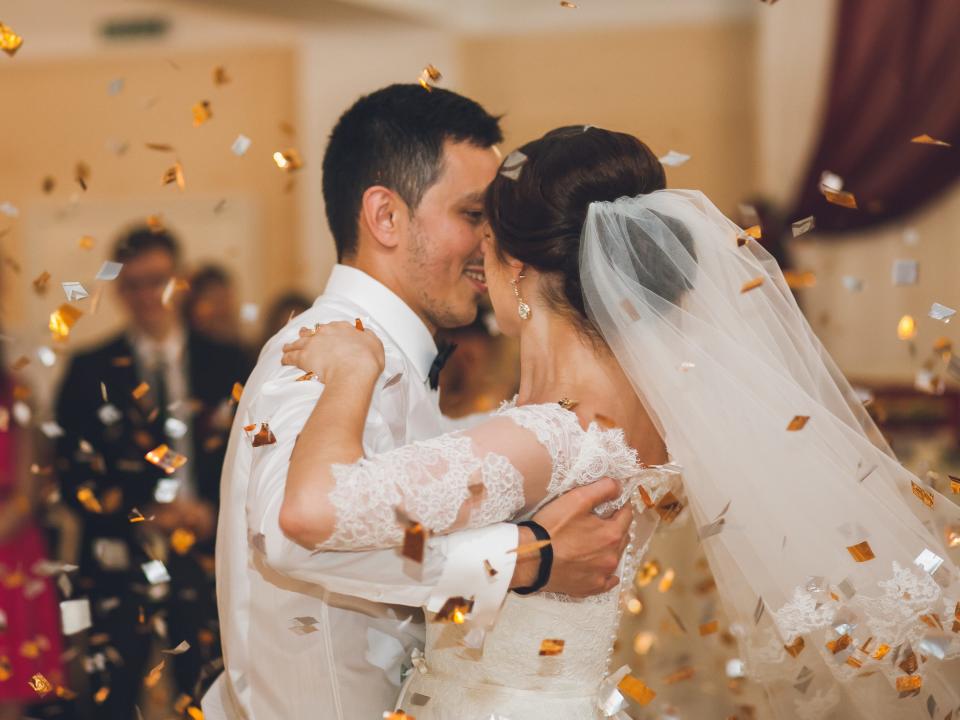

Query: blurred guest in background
0 352 63 720
183 264 241 345
53 226 251 719
437 310 519 418
258 290 312 349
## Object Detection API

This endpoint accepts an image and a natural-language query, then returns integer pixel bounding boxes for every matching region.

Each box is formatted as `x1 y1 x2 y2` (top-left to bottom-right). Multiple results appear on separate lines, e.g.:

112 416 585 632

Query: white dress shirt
202 265 518 720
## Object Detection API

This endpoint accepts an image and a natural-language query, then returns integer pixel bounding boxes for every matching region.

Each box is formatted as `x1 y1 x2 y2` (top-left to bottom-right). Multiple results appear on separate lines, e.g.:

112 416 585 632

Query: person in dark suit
54 225 251 719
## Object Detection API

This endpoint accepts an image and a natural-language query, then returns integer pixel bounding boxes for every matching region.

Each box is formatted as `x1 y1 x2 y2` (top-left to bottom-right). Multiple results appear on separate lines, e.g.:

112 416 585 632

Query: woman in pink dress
0 368 63 719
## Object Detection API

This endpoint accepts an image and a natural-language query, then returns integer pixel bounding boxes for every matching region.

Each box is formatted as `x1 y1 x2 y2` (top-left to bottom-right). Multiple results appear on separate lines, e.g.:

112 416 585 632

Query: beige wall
459 22 760 216
0 46 296 406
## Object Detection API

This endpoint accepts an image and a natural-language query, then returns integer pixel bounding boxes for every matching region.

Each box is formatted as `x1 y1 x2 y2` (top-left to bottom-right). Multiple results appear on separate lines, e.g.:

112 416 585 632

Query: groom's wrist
508 526 540 589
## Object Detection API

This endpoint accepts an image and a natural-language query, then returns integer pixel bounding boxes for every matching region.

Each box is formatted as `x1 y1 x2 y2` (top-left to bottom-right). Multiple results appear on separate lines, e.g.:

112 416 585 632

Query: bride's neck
516 310 619 408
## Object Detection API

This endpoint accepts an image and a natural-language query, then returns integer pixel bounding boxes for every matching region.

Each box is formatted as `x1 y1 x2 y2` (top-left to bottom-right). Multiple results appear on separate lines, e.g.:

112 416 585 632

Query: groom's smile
463 261 487 293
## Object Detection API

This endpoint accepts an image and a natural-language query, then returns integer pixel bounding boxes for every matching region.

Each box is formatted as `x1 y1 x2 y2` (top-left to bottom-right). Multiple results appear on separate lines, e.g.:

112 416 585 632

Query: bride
277 126 960 719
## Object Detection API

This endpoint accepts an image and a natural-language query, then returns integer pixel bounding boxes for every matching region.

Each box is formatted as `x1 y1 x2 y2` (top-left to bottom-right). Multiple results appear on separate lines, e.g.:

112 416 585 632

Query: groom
203 84 632 719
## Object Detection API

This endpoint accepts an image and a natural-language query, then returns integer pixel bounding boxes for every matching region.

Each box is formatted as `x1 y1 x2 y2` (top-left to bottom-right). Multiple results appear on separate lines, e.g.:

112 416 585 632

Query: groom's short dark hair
322 84 503 261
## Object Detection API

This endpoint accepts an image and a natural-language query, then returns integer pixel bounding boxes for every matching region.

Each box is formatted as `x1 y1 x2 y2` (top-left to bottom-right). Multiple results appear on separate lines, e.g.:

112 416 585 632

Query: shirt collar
128 323 186 369
323 264 438 381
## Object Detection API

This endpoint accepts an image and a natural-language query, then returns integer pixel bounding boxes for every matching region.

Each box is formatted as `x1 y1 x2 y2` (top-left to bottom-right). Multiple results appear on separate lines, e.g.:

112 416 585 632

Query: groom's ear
359 185 406 251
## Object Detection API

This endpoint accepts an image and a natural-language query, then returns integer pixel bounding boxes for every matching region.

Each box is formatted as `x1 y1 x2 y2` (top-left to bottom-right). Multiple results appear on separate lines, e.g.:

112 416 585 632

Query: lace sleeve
318 414 561 551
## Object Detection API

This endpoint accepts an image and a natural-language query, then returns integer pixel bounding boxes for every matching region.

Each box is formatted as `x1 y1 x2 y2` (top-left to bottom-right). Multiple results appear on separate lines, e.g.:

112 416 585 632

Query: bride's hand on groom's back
281 321 385 384
516 478 632 597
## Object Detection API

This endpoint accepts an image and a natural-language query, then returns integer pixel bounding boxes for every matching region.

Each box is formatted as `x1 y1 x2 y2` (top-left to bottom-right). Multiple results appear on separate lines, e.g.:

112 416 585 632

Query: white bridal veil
579 190 960 719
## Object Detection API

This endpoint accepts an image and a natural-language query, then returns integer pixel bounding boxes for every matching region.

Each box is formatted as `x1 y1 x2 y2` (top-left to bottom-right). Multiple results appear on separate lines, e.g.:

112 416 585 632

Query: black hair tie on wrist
511 520 553 595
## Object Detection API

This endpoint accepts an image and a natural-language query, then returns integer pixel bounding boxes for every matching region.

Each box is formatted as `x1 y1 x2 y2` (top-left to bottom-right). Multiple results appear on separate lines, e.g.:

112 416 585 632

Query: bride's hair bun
485 126 665 339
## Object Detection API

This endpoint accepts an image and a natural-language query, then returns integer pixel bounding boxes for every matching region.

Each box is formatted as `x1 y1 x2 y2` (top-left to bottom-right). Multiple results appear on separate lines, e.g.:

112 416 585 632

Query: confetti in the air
897 315 917 341
0 22 23 57
891 259 918 286
231 134 252 157
929 302 955 322
96 261 124 281
192 100 212 127
62 281 89 302
791 215 816 237
910 134 951 147
658 150 691 167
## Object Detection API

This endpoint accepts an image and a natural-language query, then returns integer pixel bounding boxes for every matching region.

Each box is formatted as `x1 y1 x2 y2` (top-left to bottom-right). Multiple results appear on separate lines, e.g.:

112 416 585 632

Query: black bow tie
428 342 457 390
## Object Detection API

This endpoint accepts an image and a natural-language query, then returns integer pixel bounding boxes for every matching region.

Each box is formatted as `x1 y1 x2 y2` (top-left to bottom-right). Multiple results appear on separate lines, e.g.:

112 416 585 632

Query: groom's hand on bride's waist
510 478 631 597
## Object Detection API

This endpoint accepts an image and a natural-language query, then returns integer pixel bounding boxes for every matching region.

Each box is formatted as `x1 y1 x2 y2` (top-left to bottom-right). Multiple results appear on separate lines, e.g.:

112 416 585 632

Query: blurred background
0 0 957 718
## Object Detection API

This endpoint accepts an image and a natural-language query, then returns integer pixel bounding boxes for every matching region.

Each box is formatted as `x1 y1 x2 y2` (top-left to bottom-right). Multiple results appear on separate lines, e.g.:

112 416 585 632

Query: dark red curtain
788 0 960 234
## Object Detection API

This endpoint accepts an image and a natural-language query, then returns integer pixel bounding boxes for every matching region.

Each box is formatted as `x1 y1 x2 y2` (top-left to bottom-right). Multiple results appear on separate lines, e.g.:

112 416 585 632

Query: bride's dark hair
485 126 667 337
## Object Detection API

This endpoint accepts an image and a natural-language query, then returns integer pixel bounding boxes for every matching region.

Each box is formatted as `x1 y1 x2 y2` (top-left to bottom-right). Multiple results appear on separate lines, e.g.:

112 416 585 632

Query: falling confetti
62 281 88 302
740 277 764 294
891 259 918 286
273 148 303 172
192 100 212 127
33 271 52 294
417 63 442 91
929 302 955 322
213 65 230 85
499 150 528 180
617 674 656 705
49 304 83 340
162 161 185 191
910 134 951 147
897 315 917 341
791 215 816 237
0 22 23 57
28 673 53 697
846 540 875 562
433 596 473 624
658 150 690 167
145 444 188 474
96 261 123 281
231 134 252 157
787 415 810 431
251 423 277 447
538 638 565 656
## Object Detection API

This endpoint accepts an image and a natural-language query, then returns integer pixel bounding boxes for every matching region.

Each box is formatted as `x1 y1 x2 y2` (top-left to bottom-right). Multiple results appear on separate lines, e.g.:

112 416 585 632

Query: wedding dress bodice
395 402 680 719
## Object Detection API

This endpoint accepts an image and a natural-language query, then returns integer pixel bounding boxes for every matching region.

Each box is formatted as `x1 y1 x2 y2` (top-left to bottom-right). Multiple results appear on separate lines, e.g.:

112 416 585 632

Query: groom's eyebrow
458 191 485 206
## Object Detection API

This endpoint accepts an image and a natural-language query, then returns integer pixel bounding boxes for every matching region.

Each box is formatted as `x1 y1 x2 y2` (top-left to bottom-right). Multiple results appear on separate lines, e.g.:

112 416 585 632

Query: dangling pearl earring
512 274 531 320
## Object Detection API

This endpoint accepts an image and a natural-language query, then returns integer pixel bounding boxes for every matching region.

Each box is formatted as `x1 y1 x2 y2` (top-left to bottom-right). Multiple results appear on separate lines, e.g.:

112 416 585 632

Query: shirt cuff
426 522 518 632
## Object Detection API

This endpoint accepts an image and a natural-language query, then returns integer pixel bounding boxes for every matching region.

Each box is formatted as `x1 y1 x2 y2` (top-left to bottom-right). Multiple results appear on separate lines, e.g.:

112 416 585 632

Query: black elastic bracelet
512 520 553 595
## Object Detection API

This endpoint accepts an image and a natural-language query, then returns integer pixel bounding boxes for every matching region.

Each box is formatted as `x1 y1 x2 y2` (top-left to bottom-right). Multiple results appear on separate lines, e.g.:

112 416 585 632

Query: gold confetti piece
483 559 498 577
740 277 764 294
626 596 643 615
145 142 175 152
192 100 212 127
162 277 190 307
170 528 196 555
10 355 29 371
950 475 960 494
635 560 660 587
509 539 552 556
33 271 51 294
944 525 960 549
0 22 23 56
847 541 875 562
560 0 578 7
539 638 565 656
295 371 315 382
93 686 110 703
162 161 185 191
75 161 90 191
897 314 916 340
698 620 719 636
784 636 805 657
633 630 654 654
76 487 103 513
911 134 951 147
132 381 151 400
398 506 427 563
355 318 364 331
145 444 188 474
383 712 415 720
213 65 229 85
273 148 303 172
186 707 203 720
743 225 762 240
783 270 817 289
617 675 656 705
28 673 53 697
655 491 683 524
663 666 695 684
910 480 934 508
144 659 165 688
128 508 146 523
657 568 675 593
826 633 851 654
821 187 858 209
787 415 809 431
231 382 243 402
433 596 473 624
251 423 277 447
48 302 82 341
896 674 922 694
0 656 10 681
418 63 443 91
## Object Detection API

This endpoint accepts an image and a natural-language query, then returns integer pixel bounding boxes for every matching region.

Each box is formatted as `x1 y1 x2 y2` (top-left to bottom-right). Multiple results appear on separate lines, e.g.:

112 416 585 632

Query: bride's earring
512 274 531 320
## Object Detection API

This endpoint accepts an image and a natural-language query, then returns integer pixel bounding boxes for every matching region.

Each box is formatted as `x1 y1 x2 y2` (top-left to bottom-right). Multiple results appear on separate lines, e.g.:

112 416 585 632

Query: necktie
428 342 457 391
153 356 169 437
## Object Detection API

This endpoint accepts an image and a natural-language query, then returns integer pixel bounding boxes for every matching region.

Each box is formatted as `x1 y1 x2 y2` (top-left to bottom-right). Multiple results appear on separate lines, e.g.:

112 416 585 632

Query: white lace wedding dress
317 400 679 720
